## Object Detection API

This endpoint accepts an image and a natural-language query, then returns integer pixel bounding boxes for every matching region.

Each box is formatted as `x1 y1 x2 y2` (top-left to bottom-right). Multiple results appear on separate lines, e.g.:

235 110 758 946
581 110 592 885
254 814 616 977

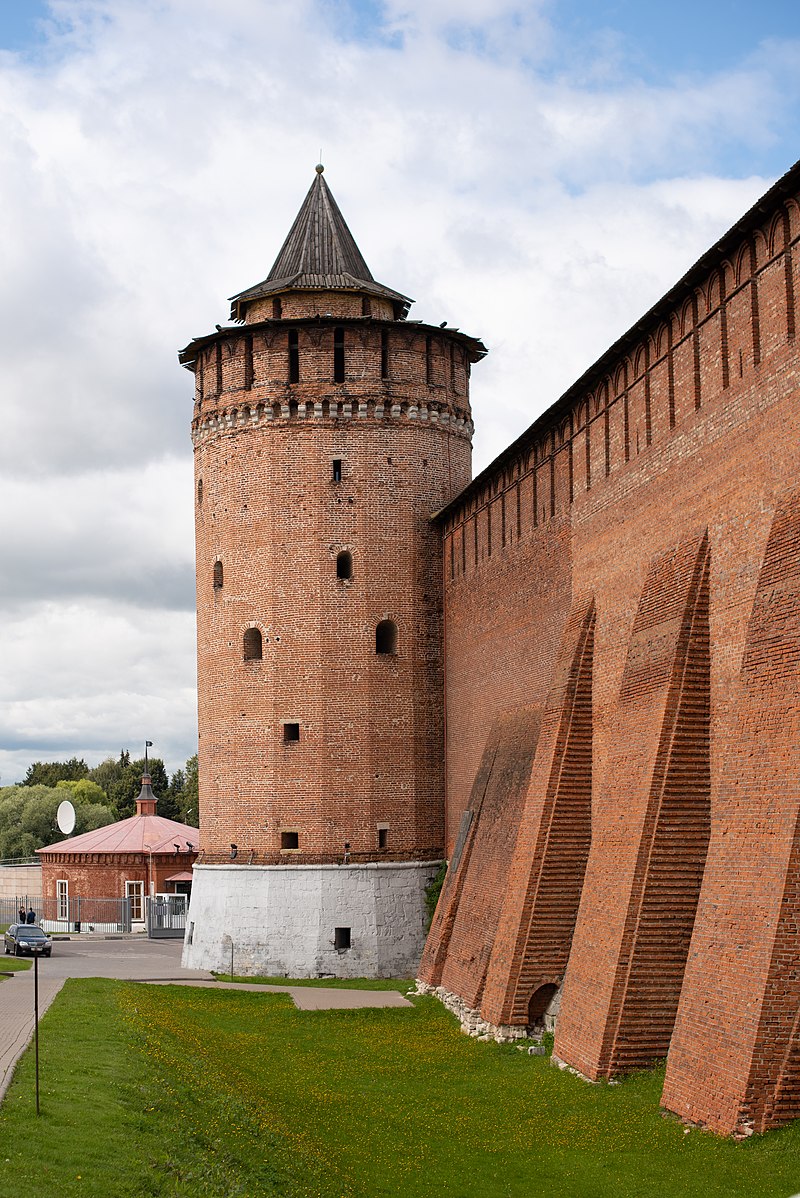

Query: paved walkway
0 969 63 1104
0 938 412 1102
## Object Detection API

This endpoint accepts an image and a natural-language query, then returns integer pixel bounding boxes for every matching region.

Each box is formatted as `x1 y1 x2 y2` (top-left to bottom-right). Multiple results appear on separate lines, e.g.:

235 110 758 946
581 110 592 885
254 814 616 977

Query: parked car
3 924 52 957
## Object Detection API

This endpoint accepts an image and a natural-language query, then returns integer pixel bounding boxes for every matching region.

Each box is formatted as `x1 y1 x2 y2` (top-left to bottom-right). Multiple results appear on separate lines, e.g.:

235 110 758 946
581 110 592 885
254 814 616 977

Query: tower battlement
183 318 478 448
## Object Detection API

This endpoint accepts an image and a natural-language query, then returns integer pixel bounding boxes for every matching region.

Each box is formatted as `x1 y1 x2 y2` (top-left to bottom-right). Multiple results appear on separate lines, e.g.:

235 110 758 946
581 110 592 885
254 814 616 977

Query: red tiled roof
164 871 194 882
37 814 198 857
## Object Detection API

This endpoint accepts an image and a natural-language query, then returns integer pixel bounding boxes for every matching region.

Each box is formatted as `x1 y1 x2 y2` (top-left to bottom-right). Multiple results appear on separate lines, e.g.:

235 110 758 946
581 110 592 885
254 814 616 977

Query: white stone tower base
182 860 441 978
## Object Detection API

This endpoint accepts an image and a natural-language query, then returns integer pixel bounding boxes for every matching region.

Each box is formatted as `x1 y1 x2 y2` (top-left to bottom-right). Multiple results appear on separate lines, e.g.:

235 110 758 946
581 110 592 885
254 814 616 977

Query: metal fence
145 895 187 939
0 895 132 935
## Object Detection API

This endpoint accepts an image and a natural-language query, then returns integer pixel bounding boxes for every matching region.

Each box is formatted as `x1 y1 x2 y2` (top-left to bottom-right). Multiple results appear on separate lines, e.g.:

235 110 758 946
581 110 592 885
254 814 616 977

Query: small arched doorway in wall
527 983 559 1033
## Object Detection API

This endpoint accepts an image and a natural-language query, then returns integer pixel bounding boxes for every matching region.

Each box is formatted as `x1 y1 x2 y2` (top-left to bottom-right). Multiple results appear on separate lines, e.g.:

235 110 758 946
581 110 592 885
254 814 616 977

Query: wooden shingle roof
230 167 412 319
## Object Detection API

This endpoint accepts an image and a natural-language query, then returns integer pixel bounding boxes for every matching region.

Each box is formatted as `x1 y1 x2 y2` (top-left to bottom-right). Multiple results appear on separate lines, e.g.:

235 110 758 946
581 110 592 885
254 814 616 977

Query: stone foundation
414 980 563 1041
182 860 440 978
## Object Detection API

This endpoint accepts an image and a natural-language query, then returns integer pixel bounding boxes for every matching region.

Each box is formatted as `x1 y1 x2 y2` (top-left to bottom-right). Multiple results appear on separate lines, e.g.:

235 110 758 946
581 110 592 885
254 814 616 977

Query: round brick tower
180 167 485 977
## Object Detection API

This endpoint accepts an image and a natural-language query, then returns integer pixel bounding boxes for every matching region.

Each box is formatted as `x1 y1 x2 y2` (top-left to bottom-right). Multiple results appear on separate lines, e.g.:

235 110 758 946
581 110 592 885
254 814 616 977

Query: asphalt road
16 934 210 982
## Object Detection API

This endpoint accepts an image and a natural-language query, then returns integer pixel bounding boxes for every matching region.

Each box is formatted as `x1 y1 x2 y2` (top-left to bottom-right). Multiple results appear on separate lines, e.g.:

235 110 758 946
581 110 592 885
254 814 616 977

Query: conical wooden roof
229 167 411 319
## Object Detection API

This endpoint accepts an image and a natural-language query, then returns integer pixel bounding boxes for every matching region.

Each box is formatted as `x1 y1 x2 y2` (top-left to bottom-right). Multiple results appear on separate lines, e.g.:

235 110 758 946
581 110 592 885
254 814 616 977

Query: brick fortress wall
419 166 800 1136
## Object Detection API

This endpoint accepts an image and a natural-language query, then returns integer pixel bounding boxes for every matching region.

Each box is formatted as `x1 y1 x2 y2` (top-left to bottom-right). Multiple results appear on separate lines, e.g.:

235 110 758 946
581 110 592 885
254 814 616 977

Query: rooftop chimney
135 774 158 817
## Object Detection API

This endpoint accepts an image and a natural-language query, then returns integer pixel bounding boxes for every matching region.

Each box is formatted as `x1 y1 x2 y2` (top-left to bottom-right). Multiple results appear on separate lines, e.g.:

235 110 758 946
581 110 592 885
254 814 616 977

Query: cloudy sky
0 0 798 786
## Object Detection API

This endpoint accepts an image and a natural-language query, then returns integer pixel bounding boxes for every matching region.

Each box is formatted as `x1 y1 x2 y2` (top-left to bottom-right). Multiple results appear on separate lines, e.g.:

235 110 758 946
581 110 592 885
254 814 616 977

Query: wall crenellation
442 206 800 579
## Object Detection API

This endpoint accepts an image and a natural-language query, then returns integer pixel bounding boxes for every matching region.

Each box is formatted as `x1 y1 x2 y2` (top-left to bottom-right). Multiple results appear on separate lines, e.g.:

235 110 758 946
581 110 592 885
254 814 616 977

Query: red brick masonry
420 160 800 1136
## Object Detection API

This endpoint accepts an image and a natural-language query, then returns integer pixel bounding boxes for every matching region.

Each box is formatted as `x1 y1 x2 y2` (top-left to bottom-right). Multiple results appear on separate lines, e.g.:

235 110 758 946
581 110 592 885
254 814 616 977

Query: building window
213 561 223 588
334 327 345 383
244 334 254 389
273 297 282 319
375 620 398 655
126 881 144 922
332 459 342 483
56 879 69 921
425 335 433 384
378 827 389 850
334 927 351 951
336 550 352 580
243 627 263 661
381 329 389 379
281 830 299 850
197 478 203 505
215 343 222 393
288 329 299 383
362 295 372 316
283 722 300 742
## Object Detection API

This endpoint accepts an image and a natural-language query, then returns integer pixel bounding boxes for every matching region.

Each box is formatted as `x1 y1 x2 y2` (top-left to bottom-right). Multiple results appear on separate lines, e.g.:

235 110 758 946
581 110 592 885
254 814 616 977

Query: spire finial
315 162 324 174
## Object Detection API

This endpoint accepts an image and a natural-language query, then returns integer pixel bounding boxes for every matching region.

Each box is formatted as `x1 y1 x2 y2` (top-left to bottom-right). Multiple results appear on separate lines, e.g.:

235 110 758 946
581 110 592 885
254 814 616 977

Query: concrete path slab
140 977 414 1008
289 987 413 1009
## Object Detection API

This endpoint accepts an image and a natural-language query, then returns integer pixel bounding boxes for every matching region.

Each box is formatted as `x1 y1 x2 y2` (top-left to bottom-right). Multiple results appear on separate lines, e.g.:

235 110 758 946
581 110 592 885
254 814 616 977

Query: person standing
18 906 25 924
26 907 35 924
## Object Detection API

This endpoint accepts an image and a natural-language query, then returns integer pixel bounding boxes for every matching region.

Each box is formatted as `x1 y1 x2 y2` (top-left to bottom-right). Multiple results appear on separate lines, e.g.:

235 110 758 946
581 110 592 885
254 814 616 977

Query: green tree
87 750 130 801
180 755 199 826
153 755 199 826
162 769 184 823
0 784 115 860
86 751 169 819
109 757 170 820
21 758 89 787
56 778 111 807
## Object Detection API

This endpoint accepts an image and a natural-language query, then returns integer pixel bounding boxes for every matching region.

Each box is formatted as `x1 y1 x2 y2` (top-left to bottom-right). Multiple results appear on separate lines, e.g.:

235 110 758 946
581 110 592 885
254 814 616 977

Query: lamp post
34 954 40 1116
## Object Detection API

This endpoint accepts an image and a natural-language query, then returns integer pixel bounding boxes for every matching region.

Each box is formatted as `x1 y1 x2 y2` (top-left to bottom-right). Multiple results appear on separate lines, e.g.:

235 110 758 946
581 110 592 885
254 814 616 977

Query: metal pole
230 941 234 983
34 954 40 1116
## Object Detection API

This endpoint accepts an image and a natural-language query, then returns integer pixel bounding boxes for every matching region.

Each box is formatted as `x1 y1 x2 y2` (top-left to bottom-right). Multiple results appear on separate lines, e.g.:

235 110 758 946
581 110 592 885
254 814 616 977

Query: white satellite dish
56 800 76 835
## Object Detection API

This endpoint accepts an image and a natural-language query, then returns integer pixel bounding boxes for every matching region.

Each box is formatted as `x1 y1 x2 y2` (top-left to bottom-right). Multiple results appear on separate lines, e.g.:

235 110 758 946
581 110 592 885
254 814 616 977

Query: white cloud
0 457 194 608
0 599 196 785
0 0 796 778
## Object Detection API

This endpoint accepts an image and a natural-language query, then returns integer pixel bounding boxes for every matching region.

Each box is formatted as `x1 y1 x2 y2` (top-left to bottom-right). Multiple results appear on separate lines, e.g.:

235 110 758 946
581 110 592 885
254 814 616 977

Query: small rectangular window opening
381 329 389 379
288 329 299 383
378 827 389 850
332 459 342 483
283 722 300 742
333 327 345 383
272 297 282 319
334 927 351 951
425 335 433 384
245 334 254 389
281 831 299 850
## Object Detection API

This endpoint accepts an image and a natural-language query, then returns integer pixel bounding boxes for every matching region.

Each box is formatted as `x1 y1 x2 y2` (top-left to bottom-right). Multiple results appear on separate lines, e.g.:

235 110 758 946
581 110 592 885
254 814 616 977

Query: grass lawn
0 958 32 975
1 980 799 1198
